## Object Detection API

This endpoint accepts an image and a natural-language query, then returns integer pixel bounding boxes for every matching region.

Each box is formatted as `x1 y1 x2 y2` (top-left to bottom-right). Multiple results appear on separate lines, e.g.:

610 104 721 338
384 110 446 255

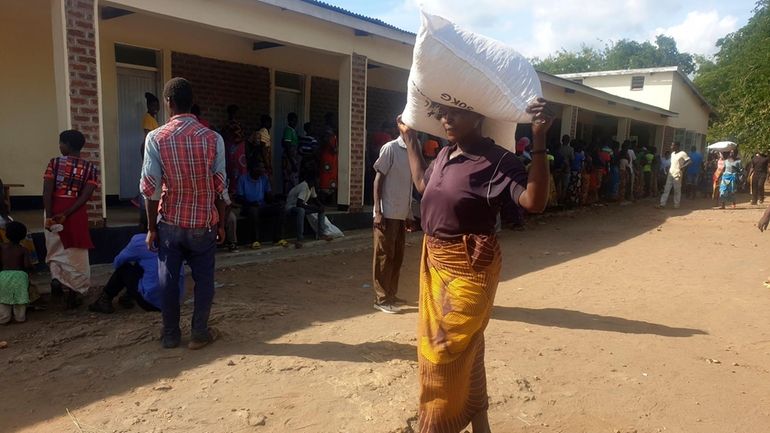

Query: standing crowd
530 135 767 212
0 78 342 343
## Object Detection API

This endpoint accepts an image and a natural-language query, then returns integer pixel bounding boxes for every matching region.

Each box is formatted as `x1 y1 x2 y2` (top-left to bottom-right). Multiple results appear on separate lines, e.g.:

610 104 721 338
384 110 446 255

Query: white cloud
652 10 738 56
371 0 745 58
374 0 529 41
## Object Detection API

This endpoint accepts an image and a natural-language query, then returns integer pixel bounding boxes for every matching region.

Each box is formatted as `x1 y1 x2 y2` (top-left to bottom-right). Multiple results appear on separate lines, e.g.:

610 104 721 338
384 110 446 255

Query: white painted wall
668 74 710 136
0 0 60 196
580 72 675 111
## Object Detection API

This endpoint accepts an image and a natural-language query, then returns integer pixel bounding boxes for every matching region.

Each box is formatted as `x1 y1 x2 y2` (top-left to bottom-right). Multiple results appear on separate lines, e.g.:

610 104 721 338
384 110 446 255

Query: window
114 44 158 69
685 131 695 148
674 128 686 145
631 76 645 90
275 72 303 91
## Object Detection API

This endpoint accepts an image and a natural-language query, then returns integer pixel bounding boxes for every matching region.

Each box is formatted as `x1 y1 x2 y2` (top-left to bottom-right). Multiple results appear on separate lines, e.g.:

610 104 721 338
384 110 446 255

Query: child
0 221 33 323
43 130 99 309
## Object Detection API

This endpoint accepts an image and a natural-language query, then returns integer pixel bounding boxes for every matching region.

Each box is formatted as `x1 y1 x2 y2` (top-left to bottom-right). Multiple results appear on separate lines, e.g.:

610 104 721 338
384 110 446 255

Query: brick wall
171 52 270 133
65 0 102 225
309 77 339 137
366 87 406 132
349 54 367 212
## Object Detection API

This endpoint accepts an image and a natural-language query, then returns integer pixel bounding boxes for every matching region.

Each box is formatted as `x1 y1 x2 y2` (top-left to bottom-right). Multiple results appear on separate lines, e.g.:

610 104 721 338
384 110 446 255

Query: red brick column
348 53 367 212
65 0 103 226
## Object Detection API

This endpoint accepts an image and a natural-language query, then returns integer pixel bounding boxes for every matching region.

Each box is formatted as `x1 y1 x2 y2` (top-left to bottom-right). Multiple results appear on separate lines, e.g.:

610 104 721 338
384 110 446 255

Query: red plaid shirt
141 114 226 228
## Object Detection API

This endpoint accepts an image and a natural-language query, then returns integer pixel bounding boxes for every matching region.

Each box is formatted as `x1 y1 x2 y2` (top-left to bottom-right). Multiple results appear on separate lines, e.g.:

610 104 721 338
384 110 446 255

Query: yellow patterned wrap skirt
418 234 501 433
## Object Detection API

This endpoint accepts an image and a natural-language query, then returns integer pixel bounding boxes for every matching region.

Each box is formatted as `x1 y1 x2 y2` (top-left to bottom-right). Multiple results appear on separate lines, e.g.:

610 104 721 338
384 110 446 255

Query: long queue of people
531 136 700 208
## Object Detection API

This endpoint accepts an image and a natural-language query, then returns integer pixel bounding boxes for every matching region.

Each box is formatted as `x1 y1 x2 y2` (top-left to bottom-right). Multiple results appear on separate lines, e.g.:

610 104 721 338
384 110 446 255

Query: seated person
285 174 332 249
236 162 287 249
88 223 183 314
0 221 34 324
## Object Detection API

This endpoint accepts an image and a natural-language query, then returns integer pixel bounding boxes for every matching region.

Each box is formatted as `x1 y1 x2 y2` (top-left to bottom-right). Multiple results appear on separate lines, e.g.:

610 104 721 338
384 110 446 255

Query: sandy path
2 198 769 433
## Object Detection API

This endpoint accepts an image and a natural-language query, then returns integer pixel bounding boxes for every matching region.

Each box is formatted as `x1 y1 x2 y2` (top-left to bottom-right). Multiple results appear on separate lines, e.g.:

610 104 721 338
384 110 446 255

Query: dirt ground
2 196 770 433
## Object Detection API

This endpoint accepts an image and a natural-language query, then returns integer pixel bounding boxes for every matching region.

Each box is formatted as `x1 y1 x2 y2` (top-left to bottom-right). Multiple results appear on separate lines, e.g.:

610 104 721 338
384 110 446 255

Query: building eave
557 66 680 79
538 71 679 118
257 0 416 45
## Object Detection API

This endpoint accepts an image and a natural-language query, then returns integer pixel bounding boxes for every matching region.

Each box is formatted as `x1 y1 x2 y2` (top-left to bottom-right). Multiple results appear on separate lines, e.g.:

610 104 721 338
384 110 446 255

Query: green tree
533 35 696 74
694 0 770 154
531 45 604 75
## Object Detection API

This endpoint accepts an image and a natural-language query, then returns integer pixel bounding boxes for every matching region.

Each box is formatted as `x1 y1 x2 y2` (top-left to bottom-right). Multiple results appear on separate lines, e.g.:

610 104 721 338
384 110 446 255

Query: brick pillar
616 118 630 142
348 53 367 212
65 0 103 226
663 126 675 149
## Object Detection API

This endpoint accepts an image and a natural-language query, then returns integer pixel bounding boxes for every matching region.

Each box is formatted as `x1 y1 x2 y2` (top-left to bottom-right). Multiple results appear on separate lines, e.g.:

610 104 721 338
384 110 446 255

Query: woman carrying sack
400 98 554 432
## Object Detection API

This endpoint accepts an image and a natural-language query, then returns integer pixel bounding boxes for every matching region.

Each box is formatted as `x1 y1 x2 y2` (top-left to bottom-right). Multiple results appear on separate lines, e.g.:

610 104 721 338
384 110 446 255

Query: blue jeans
288 206 325 241
157 223 217 341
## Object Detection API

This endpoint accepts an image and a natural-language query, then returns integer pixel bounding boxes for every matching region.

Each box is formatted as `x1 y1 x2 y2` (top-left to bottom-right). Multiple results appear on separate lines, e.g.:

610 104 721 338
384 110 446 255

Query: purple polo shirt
421 139 528 240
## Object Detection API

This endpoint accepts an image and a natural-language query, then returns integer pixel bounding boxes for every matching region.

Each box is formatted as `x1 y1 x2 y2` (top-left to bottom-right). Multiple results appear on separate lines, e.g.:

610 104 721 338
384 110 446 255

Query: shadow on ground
492 306 707 337
0 197 724 431
254 340 417 363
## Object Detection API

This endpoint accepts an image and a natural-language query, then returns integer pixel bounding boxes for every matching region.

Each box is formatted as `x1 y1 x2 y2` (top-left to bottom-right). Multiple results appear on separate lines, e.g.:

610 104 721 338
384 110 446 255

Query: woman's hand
51 214 66 224
527 98 555 136
396 115 418 145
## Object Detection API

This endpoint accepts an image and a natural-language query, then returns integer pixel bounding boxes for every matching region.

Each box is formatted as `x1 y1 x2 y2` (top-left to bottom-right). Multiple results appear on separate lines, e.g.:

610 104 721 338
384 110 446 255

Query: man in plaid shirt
141 77 226 350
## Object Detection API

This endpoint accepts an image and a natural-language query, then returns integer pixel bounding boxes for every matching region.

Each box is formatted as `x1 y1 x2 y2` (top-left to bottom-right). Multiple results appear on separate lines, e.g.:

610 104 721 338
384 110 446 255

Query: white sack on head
401 11 543 150
707 141 737 151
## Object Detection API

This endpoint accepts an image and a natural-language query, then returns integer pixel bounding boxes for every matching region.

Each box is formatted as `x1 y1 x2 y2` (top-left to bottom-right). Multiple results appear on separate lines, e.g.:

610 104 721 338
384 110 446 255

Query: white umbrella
707 141 737 151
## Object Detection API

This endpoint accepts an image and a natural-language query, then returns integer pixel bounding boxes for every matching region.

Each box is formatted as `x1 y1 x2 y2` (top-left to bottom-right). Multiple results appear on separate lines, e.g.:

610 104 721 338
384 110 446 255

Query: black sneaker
65 290 83 310
88 295 115 314
50 279 64 298
118 295 135 309
161 334 181 349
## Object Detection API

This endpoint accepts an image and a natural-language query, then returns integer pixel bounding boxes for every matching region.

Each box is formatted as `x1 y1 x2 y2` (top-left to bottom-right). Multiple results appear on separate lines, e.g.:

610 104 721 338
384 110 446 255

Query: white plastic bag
306 214 344 239
402 11 542 150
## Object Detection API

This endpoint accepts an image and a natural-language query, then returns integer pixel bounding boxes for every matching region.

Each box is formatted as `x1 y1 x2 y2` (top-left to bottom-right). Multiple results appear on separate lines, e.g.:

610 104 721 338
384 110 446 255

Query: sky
326 0 758 58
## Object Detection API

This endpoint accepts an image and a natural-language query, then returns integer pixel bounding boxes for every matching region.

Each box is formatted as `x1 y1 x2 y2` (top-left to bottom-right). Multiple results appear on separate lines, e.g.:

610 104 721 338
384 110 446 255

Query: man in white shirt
285 174 331 248
372 136 414 314
627 141 637 196
659 141 691 209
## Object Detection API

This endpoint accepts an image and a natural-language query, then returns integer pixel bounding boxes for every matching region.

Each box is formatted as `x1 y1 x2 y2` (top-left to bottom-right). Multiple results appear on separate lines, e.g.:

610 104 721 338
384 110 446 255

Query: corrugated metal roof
299 0 415 35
